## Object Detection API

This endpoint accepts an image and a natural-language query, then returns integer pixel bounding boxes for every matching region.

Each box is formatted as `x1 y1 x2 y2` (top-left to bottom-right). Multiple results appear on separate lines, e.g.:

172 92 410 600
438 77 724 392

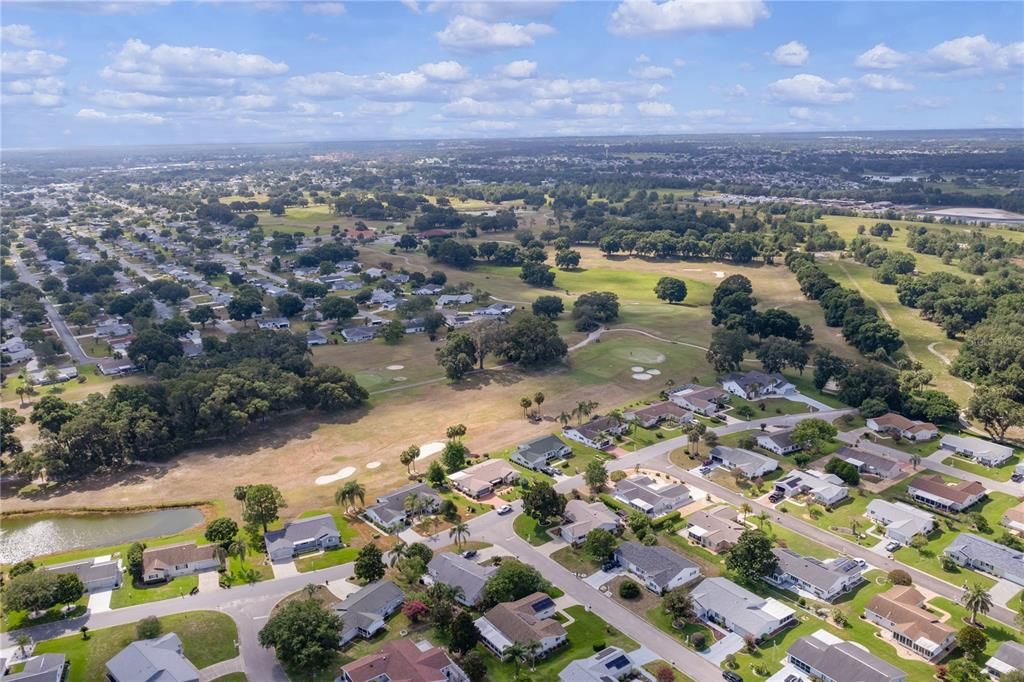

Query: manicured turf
550 545 602 574
1 597 87 633
646 605 715 651
942 454 1021 482
34 611 238 682
210 675 247 682
110 574 199 609
294 546 361 573
513 514 553 545
727 396 813 420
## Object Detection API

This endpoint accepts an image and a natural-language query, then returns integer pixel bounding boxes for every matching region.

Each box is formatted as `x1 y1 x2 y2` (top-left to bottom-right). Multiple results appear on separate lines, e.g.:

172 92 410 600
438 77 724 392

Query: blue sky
2 0 1022 149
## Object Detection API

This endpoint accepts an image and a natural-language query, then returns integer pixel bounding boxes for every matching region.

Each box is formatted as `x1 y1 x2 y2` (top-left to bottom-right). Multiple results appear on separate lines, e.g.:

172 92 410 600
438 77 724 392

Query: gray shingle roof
367 482 441 524
772 548 861 593
264 514 340 555
105 633 199 682
336 580 404 636
788 632 905 682
427 552 496 605
945 533 1024 584
615 541 697 590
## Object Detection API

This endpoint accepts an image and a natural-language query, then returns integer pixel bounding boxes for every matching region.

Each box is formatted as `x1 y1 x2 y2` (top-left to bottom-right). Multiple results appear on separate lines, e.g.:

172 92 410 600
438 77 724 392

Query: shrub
618 580 641 599
888 569 912 586
652 511 681 530
136 616 162 640
691 632 706 650
610 470 627 483
592 641 606 652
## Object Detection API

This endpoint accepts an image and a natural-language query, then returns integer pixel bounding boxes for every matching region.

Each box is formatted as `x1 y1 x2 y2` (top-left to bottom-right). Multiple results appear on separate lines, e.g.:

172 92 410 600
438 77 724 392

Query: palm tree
533 392 545 416
400 445 420 476
756 511 772 531
520 396 533 419
850 519 860 536
739 502 752 522
504 642 527 676
15 634 30 656
449 521 470 550
962 582 993 625
228 540 247 563
389 541 408 568
523 640 543 671
304 583 319 598
338 480 366 512
910 454 922 470
404 493 423 522
558 411 572 428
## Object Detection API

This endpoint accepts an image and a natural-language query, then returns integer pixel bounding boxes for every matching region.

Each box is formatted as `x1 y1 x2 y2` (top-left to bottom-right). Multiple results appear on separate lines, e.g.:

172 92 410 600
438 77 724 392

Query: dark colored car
723 672 743 682
462 550 478 559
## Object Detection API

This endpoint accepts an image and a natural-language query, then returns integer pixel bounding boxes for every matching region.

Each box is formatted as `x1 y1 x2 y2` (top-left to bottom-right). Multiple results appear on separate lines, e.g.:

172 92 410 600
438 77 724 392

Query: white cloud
290 101 321 115
106 38 288 78
355 101 413 117
629 64 674 80
854 43 908 70
302 2 346 15
426 1 561 20
441 97 516 117
645 83 667 98
418 60 470 81
770 40 809 66
925 34 1024 74
462 119 519 131
496 59 537 78
234 94 278 109
1 49 68 76
75 108 166 124
2 76 64 107
767 73 853 104
787 106 836 125
713 83 748 99
1 24 43 48
401 0 421 13
637 101 675 117
576 102 622 117
436 15 554 52
287 70 432 101
858 73 912 92
673 58 687 67
609 0 768 37
685 108 726 121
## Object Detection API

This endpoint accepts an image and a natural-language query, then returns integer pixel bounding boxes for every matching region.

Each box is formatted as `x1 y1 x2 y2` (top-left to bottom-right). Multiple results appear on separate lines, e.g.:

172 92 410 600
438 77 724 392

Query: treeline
786 252 904 358
14 331 368 482
907 226 1024 276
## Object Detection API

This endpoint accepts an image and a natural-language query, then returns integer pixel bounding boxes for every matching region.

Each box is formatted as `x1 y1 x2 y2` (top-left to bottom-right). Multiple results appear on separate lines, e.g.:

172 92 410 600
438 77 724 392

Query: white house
364 482 442 531
721 371 795 400
766 548 864 602
692 577 796 642
447 458 519 499
866 413 938 442
46 558 122 592
756 429 801 455
939 434 1014 467
866 499 935 545
560 499 621 546
141 543 222 584
613 541 701 594
774 470 848 507
562 415 629 450
264 514 342 562
560 647 635 682
510 435 572 470
612 476 691 517
709 446 779 479
667 384 728 416
907 475 986 512
333 580 405 645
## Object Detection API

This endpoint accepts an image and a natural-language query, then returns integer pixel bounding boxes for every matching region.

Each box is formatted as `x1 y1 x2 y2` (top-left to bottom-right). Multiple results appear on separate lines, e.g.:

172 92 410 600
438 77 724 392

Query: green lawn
295 546 361 573
620 424 683 452
646 605 715 650
222 553 274 585
34 611 237 682
513 514 553 546
778 491 878 548
942 454 1021 482
110 574 199 610
550 545 602 574
833 413 866 431
866 434 942 458
1 596 87 633
210 675 247 682
727 396 813 421
644 661 694 682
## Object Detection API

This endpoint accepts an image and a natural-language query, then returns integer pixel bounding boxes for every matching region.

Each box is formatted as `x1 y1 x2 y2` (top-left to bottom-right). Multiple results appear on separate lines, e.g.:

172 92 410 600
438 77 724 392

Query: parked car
723 672 743 682
699 466 712 475
885 541 901 552
768 492 784 503
497 505 513 515
461 550 478 559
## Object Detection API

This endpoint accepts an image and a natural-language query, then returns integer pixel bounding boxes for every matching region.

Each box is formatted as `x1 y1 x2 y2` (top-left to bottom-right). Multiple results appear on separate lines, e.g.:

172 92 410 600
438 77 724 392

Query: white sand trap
417 442 445 459
315 466 356 485
393 376 407 382
713 271 726 278
366 461 381 469
647 369 662 376
386 365 405 370
632 372 653 381
631 366 645 372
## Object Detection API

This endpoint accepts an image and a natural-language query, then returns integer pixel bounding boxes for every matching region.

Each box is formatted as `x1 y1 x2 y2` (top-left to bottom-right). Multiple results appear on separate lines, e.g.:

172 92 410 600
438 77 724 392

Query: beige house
864 586 956 661
141 543 222 584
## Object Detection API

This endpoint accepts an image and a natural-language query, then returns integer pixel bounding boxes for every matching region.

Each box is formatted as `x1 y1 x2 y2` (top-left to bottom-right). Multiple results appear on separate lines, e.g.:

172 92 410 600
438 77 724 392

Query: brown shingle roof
482 592 565 644
342 640 454 682
866 586 955 648
142 542 218 574
909 475 986 504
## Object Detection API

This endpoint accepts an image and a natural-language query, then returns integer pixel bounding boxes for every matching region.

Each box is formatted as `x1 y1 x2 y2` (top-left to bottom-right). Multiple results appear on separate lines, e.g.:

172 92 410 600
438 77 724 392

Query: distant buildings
667 384 728 416
755 429 801 455
424 552 496 607
623 401 693 428
834 446 902 480
333 580 404 645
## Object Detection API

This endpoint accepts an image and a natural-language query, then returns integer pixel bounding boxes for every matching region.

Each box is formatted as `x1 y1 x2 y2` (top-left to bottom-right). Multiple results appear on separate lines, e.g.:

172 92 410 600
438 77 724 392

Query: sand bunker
631 366 645 372
386 365 405 370
417 442 445 459
713 271 726 278
632 373 653 381
366 461 381 469
393 376 407 382
647 369 662 376
315 466 356 485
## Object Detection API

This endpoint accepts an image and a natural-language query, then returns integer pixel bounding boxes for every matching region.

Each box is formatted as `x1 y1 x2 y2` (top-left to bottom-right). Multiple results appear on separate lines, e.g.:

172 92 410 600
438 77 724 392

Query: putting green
354 372 388 390
607 345 666 364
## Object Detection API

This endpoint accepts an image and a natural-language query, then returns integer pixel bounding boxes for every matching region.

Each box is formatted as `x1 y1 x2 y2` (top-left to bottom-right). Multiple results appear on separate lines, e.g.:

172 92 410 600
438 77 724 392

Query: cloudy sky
2 0 1022 149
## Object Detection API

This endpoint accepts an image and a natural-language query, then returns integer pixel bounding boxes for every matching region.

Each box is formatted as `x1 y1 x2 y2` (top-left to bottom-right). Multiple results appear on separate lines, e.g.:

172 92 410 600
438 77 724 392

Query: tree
319 296 358 323
243 484 286 533
3 570 65 613
354 543 386 583
449 520 471 550
482 559 551 605
583 528 618 562
725 530 777 583
654 277 688 304
436 332 477 381
755 336 808 374
204 517 239 548
662 587 695 623
825 457 860 486
128 328 184 371
126 542 146 580
532 295 564 319
188 305 216 327
571 291 619 331
705 327 749 373
461 650 488 682
397 556 427 583
961 582 993 625
335 480 366 513
400 445 420 475
789 418 837 457
945 659 987 682
380 319 406 344
956 625 988 659
656 666 676 682
441 439 468 472
619 579 641 599
53 572 84 609
406 542 433 565
504 641 527 675
888 569 912 586
402 599 429 623
137 615 162 640
449 611 480 655
522 481 566 523
519 396 533 418
426 460 447 487
227 291 263 325
495 314 568 368
258 597 342 671
968 385 1024 441
276 294 305 318
584 460 608 492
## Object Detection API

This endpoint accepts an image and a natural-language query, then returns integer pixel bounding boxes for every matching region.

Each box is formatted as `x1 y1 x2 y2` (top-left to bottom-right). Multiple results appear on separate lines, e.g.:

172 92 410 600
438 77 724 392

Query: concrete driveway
701 631 744 665
87 589 113 614
270 560 299 579
198 571 221 593
990 578 1020 606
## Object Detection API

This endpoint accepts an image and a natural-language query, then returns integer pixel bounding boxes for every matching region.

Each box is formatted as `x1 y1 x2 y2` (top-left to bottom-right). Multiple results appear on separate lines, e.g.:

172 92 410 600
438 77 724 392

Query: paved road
11 251 95 366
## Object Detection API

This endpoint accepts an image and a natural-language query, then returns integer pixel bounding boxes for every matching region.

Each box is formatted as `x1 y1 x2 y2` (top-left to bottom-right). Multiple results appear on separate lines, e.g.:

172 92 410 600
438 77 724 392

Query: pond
0 507 204 564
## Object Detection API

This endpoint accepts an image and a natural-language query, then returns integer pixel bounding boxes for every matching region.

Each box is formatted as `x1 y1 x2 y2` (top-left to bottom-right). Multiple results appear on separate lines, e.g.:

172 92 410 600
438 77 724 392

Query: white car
497 505 513 515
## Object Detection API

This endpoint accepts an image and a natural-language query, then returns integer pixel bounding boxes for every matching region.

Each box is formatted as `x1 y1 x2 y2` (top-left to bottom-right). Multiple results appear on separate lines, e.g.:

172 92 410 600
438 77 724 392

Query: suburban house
476 302 515 316
985 641 1024 680
475 593 567 659
264 514 342 562
613 541 701 594
105 633 200 682
559 646 634 682
562 415 629 450
340 640 468 682
559 500 621 546
939 434 1015 467
623 401 693 428
45 558 122 592
907 475 986 512
1002 501 1024 534
612 475 691 517
424 552 497 607
95 321 133 338
370 288 396 305
141 543 222 584
413 284 444 296
447 458 519 499
691 577 797 642
943 533 1024 585
756 429 801 455
864 586 956 661
865 500 936 545
257 317 290 330
709 446 779 478
773 470 848 507
306 329 328 346
365 482 442 532
835 447 903 480
720 371 796 400
0 336 34 364
766 548 864 602
866 413 938 441
511 434 572 471
97 357 137 376
787 630 906 682
2 654 66 682
685 506 746 553
28 365 78 385
437 294 474 307
333 580 405 645
667 384 729 416
342 326 377 343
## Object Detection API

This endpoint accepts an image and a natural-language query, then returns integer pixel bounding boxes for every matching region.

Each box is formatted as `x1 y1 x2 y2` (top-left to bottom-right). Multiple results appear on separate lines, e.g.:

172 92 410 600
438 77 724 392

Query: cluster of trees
16 331 367 481
571 291 620 331
787 252 903 358
435 316 567 379
907 226 1024 276
848 238 918 284
3 566 84 615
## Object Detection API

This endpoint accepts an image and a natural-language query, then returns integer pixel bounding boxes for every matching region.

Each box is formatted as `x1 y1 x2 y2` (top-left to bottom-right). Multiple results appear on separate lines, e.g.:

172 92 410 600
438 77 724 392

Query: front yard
513 514 553 546
110 574 199 610
1 596 87 633
942 454 1021 482
550 545 602 574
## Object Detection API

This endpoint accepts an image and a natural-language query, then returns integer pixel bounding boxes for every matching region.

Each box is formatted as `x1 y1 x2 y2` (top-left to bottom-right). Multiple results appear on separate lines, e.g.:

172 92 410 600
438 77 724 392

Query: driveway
701 631 744 665
990 578 1021 607
270 560 299 579
783 392 832 412
584 567 622 589
197 571 221 594
87 589 113 614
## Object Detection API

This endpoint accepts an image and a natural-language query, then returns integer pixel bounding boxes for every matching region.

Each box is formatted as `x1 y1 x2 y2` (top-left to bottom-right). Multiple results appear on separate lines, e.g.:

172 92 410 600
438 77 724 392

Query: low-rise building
943 533 1024 585
709 446 779 478
756 429 801 455
985 641 1024 680
613 541 701 594
511 434 572 471
559 646 634 682
773 470 848 507
3 654 66 682
939 434 1015 467
721 371 795 400
475 593 566 659
907 475 986 512
866 413 938 442
334 580 405 645
692 577 796 642
342 326 377 343
787 630 906 682
264 514 342 562
97 357 136 376
257 317 290 330
612 475 691 517
835 446 902 480
562 415 629 450
865 500 935 545
666 384 728 416
141 543 222 584
105 633 199 682
766 548 864 602
864 586 956 661
340 640 468 682
364 482 442 532
560 500 621 546
306 329 329 346
623 402 693 428
1002 501 1024 534
447 458 519 499
685 506 746 553
45 557 122 592
437 294 474 307
424 552 496 607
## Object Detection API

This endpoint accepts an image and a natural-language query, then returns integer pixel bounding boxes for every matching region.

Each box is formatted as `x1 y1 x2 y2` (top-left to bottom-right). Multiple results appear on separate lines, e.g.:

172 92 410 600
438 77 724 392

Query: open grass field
942 453 1022 482
110 574 199 609
33 610 237 682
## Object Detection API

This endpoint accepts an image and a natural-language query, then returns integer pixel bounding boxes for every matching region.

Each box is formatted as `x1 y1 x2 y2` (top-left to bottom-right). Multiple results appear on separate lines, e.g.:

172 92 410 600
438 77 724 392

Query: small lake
0 507 204 564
